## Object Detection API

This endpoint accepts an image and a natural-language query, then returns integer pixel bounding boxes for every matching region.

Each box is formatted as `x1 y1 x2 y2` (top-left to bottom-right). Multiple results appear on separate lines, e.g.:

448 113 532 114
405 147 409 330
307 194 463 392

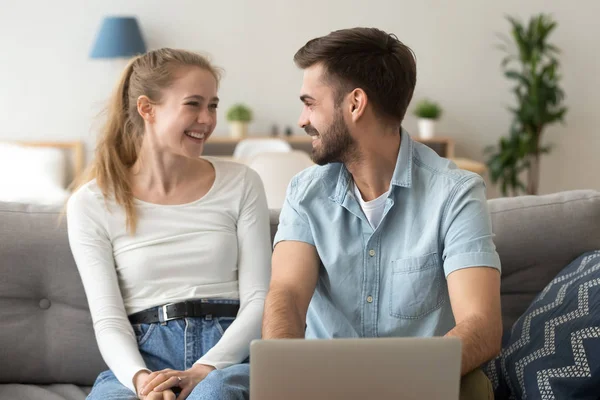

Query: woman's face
145 66 219 159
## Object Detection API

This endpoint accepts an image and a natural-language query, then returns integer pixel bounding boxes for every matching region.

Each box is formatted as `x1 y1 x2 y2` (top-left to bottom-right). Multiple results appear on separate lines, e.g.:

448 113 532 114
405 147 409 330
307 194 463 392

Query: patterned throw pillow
485 250 600 399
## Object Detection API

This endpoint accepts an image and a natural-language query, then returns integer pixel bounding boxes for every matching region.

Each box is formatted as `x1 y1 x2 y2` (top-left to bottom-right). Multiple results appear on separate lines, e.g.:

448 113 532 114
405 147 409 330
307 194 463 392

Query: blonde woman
67 48 270 400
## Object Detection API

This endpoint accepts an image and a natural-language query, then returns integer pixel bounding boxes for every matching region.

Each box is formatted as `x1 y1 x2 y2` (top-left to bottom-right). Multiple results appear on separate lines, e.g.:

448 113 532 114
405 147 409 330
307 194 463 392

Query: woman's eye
209 104 218 110
186 101 200 107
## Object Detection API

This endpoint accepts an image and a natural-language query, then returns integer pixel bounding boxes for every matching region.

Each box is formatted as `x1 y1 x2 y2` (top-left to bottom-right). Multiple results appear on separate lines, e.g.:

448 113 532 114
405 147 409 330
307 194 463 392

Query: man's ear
348 88 368 122
137 95 155 122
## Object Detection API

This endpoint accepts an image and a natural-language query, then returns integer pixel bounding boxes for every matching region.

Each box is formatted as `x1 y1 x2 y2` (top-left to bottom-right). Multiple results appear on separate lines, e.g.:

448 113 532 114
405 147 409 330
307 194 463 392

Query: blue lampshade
90 16 147 58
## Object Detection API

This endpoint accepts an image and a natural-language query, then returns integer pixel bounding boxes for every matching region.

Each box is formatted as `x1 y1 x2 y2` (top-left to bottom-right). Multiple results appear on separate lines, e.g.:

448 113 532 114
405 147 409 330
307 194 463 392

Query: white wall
1 0 598 195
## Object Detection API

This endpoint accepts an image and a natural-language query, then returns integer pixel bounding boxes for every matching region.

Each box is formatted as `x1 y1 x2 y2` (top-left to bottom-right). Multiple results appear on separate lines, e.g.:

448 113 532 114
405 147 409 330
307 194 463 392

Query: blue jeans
87 300 249 400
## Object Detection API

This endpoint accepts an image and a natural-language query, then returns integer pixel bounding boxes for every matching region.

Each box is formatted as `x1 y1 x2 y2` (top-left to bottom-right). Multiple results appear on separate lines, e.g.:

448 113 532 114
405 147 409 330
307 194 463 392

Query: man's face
297 64 356 165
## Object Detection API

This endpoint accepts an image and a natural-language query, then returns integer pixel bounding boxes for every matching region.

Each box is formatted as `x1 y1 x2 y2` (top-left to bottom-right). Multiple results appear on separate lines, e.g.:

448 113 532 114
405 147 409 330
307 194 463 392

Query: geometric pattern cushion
485 250 600 399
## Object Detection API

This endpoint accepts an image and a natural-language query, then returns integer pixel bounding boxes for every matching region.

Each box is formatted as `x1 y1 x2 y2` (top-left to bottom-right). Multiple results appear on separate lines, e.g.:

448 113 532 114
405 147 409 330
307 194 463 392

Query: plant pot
229 121 248 139
418 119 436 139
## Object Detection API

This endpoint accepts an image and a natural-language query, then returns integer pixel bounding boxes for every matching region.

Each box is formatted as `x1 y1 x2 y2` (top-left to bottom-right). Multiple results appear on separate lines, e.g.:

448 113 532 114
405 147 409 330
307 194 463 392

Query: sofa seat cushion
0 384 91 400
485 250 600 399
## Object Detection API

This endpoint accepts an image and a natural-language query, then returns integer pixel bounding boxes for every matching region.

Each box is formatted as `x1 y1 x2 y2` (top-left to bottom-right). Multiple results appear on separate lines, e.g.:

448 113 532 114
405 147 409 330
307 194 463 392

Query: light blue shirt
274 130 501 339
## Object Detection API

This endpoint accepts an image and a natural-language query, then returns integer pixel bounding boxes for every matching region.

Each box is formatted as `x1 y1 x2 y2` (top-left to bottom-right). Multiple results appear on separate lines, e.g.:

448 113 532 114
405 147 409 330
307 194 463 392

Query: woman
67 48 271 400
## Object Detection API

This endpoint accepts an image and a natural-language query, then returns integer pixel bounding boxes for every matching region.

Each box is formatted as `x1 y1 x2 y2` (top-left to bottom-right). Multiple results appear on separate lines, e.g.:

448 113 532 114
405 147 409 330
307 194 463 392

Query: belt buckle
159 302 177 325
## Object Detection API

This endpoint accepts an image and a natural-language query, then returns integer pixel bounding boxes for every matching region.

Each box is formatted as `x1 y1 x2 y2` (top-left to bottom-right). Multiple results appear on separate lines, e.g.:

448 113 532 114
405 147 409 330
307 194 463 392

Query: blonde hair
74 48 221 234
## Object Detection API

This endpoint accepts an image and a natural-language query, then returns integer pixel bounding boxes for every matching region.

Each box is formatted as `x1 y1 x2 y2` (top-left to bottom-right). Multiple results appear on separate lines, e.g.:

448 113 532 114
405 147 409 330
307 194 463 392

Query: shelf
204 135 454 158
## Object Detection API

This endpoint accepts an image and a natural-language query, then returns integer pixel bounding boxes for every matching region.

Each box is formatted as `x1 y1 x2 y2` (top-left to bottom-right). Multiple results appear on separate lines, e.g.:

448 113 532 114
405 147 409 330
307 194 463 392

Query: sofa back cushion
0 202 106 385
1 189 598 385
488 190 600 331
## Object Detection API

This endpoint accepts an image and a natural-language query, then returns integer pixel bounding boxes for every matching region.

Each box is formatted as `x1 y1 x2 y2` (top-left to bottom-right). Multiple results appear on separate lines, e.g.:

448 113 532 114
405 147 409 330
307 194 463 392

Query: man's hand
139 364 216 400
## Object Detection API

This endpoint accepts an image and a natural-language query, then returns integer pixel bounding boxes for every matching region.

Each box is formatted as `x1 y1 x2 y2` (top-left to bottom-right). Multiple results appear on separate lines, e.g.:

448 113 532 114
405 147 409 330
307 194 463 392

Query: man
199 27 502 399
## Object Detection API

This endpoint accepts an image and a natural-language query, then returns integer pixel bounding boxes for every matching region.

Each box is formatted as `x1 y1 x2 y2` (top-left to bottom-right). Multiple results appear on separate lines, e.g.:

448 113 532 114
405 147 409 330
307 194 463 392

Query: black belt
128 300 239 324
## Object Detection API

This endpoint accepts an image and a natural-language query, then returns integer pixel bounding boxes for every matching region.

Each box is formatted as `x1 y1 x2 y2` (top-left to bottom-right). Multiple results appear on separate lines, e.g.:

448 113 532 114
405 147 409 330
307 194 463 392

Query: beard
306 108 356 166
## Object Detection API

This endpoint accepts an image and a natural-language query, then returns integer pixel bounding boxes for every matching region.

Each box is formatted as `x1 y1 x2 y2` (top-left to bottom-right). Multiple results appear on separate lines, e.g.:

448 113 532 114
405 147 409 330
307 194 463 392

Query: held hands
142 389 176 400
138 364 216 400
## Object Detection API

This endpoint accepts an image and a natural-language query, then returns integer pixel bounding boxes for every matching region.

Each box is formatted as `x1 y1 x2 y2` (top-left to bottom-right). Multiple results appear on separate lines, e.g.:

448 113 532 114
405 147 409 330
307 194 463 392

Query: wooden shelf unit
204 135 455 158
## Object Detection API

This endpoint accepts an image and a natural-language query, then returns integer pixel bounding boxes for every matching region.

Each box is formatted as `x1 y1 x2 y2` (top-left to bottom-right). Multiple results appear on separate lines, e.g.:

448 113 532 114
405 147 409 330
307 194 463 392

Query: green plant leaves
226 103 253 122
413 99 442 119
486 13 567 195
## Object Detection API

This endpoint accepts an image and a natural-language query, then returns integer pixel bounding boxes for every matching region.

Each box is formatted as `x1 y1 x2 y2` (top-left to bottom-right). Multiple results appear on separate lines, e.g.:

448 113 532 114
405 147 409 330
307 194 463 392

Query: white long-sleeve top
66 158 271 393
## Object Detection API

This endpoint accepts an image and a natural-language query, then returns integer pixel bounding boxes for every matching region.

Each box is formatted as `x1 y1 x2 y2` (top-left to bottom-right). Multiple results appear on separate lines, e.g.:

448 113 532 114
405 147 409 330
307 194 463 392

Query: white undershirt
353 181 390 230
66 158 271 393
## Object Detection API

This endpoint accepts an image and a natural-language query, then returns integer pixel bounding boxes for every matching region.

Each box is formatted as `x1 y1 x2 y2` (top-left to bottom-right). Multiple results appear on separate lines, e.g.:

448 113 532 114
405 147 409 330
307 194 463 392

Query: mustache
304 125 319 136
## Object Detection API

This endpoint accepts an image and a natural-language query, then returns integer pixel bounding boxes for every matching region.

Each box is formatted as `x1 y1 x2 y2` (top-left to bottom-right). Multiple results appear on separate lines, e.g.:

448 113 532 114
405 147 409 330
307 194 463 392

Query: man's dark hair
294 27 417 124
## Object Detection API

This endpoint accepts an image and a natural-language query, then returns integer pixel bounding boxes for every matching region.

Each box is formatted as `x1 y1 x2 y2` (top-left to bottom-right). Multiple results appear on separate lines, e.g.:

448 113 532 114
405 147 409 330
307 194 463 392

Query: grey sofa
1 190 599 400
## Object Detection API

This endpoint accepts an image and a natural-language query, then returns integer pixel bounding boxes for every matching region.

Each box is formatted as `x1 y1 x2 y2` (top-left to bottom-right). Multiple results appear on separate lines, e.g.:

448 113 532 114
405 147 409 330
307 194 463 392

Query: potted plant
485 14 567 196
226 103 253 139
413 99 442 139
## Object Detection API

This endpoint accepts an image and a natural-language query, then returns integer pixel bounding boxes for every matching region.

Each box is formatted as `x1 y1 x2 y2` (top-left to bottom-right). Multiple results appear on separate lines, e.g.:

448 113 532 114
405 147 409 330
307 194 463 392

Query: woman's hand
139 364 216 400
142 389 176 399
134 370 151 398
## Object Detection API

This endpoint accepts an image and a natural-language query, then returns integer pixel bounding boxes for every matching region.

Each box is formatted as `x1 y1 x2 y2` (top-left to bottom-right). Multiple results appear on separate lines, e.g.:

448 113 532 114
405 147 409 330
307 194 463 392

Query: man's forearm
445 314 502 375
262 287 306 339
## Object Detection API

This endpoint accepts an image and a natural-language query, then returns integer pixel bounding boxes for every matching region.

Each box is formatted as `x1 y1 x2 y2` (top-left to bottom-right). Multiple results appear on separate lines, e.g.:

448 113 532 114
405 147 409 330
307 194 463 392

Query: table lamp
90 16 146 58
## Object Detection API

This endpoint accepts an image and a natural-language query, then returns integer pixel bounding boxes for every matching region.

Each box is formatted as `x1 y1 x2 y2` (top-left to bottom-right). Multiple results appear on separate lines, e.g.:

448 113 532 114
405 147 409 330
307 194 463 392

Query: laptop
250 337 462 400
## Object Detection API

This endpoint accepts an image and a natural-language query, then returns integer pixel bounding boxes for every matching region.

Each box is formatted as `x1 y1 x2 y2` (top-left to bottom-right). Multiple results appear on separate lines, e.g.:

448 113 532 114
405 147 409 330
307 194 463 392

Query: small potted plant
226 103 253 139
413 99 442 139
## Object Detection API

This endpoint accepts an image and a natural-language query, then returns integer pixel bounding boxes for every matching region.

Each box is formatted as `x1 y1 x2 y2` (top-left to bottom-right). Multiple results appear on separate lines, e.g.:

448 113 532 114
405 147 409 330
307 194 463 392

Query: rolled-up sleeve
273 177 315 247
441 176 502 276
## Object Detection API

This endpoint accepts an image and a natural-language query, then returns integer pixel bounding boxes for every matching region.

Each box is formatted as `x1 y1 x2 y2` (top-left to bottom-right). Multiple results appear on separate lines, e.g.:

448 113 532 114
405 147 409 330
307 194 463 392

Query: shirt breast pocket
389 253 447 319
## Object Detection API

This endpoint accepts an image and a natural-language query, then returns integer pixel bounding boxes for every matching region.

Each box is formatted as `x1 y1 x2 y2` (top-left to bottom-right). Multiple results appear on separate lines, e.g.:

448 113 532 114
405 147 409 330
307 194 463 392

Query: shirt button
369 249 375 257
366 296 373 303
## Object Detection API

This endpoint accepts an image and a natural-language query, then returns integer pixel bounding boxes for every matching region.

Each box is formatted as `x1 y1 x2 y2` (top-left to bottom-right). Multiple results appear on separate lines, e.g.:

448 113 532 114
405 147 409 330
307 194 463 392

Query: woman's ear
137 95 155 122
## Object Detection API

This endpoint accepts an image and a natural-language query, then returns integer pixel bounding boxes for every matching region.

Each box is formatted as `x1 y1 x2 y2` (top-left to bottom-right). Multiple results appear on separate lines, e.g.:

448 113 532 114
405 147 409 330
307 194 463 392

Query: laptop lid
250 337 461 400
